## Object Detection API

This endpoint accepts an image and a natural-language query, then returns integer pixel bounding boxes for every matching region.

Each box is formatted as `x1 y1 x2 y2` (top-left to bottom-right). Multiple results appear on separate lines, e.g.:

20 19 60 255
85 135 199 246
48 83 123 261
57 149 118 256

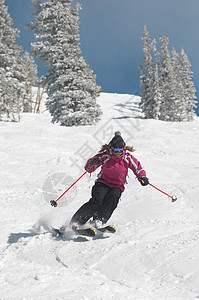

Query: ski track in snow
0 92 199 299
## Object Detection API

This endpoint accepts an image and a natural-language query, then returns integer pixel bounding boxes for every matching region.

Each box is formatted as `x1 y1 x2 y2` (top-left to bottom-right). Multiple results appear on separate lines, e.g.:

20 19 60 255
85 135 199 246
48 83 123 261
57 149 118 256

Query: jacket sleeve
85 153 104 173
127 154 146 180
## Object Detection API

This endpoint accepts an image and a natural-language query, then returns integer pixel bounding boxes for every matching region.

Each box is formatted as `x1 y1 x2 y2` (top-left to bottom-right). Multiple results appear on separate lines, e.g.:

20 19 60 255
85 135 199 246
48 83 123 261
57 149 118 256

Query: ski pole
149 183 177 202
50 170 88 207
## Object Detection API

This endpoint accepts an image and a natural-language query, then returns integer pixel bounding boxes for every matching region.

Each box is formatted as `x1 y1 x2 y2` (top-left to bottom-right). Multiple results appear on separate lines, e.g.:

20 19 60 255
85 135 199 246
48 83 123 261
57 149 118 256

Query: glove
140 176 149 186
90 157 101 167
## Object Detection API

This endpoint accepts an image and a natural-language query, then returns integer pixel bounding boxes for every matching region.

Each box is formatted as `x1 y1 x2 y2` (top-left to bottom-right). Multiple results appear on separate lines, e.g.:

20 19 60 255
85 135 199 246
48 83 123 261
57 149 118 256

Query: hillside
0 93 199 299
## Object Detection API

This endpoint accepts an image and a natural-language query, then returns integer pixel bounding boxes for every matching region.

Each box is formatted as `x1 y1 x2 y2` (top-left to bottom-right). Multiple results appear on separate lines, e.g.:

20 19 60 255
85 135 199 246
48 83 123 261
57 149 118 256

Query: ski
72 226 97 237
52 225 116 238
72 225 116 237
97 225 116 234
51 226 96 238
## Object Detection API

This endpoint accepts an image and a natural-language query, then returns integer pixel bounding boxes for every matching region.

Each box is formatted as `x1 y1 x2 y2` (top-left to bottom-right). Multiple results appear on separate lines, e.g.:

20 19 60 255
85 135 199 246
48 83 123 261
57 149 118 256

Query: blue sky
6 0 199 113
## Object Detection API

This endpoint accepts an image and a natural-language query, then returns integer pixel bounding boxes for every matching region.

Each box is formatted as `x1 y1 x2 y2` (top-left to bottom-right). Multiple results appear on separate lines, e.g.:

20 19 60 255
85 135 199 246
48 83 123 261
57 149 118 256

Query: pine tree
139 26 163 119
29 0 102 126
171 47 187 121
159 37 178 121
0 0 24 121
152 63 162 119
150 39 162 119
139 25 155 118
178 48 197 121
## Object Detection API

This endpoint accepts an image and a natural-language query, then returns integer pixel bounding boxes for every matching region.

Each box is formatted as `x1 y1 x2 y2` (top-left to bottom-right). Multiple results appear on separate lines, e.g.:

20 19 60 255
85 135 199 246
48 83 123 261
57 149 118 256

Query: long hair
98 144 135 153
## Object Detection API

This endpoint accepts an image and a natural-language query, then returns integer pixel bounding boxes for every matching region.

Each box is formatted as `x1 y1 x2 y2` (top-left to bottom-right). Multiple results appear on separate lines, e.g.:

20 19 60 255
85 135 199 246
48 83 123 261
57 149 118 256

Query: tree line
0 1 197 125
139 25 197 121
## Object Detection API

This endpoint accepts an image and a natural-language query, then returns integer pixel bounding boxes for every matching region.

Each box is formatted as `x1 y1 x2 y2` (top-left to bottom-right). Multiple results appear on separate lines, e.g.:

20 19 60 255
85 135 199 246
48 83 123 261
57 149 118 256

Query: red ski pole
50 170 88 207
149 183 177 202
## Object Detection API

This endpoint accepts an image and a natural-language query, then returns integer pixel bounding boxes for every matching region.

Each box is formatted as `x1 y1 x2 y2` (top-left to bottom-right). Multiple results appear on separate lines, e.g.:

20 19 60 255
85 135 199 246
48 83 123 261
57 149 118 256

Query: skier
69 131 149 230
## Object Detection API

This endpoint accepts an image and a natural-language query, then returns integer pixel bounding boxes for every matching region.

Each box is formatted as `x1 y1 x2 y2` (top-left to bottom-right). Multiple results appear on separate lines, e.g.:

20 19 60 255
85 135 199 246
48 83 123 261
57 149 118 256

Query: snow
0 92 199 299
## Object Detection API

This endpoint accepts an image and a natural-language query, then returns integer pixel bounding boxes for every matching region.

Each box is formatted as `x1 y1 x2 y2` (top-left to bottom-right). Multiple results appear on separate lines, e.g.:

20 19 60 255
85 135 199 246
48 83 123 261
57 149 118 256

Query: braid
98 144 111 153
124 145 136 152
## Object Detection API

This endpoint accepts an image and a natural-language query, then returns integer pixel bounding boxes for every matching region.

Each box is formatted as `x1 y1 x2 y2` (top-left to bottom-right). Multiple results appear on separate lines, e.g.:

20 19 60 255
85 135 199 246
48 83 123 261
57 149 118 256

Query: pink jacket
85 149 146 192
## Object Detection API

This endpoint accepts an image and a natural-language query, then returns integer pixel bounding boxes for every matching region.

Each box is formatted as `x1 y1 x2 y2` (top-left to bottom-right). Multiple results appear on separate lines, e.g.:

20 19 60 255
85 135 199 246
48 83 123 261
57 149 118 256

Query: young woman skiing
70 131 149 230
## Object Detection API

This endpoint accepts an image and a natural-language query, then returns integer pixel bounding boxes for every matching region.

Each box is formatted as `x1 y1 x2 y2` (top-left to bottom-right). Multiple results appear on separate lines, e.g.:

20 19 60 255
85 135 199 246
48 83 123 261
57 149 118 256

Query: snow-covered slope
0 93 199 299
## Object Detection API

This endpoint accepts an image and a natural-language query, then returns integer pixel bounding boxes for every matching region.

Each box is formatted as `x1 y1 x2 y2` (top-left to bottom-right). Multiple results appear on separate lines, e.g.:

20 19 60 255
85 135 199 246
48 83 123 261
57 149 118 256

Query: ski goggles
112 147 124 153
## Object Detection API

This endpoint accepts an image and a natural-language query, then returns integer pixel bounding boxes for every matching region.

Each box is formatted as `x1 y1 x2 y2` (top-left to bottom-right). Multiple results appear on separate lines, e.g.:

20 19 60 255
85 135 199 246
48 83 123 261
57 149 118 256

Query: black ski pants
70 182 122 226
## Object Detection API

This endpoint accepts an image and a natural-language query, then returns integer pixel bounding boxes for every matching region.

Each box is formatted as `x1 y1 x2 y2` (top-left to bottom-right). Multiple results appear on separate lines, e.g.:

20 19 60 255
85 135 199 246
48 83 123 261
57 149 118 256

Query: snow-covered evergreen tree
29 0 102 126
178 48 197 121
171 47 187 121
0 0 24 121
140 27 164 119
139 25 156 118
159 36 178 121
152 63 162 119
150 39 162 119
139 27 197 122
